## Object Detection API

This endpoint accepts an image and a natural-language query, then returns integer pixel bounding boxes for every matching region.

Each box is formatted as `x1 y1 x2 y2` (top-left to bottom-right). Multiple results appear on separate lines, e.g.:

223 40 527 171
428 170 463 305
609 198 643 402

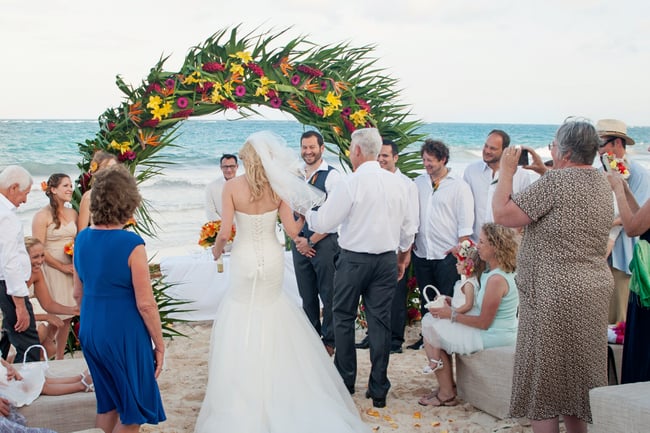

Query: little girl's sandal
80 370 94 392
422 358 444 374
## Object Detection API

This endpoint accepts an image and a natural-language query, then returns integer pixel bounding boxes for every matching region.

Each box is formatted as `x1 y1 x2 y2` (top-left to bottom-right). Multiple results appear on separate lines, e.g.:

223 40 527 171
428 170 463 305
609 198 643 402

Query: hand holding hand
294 236 316 258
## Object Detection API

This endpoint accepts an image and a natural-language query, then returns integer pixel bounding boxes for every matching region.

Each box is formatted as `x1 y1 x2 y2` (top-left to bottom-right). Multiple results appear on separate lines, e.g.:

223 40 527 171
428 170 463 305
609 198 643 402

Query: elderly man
305 128 417 408
291 131 342 356
205 153 239 220
0 165 40 362
463 129 530 242
597 119 650 323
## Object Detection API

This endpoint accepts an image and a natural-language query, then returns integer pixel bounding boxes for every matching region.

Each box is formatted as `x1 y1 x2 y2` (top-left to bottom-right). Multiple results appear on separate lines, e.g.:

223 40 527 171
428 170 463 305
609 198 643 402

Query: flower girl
420 240 485 373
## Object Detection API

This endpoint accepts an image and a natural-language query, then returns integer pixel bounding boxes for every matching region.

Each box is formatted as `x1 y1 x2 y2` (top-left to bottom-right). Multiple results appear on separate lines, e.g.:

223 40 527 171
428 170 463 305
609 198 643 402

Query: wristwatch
307 238 315 248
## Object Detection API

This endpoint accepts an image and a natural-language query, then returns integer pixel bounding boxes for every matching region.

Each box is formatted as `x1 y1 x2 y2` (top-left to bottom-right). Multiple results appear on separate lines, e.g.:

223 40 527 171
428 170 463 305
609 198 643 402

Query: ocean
3 119 650 259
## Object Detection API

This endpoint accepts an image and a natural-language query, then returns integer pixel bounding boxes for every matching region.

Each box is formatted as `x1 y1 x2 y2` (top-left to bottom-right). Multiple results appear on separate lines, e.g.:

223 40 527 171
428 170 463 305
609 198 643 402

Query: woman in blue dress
73 164 166 433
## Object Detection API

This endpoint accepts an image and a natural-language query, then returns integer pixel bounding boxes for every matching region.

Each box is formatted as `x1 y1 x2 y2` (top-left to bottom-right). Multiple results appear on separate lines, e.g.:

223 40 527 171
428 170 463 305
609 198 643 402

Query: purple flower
291 74 301 86
342 107 351 116
176 97 189 109
165 78 176 89
269 97 282 108
320 80 328 90
235 85 246 97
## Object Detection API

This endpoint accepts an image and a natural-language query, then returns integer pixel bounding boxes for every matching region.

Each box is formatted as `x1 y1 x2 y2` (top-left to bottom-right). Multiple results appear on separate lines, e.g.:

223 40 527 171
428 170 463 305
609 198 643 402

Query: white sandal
80 371 94 392
422 358 443 374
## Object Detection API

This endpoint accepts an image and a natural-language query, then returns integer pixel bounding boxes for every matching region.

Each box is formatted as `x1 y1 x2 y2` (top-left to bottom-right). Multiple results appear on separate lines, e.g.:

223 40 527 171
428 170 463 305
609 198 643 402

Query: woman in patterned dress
493 118 614 433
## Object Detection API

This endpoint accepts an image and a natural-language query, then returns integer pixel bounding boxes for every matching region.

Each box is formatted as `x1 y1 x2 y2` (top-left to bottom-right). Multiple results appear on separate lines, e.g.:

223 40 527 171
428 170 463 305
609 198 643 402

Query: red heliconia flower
172 109 194 118
141 119 160 128
356 98 371 112
202 62 225 72
343 117 356 133
246 62 265 77
220 99 238 110
119 150 137 162
196 82 214 94
297 64 323 77
145 82 162 94
304 98 323 116
108 122 116 131
407 307 422 321
80 172 92 194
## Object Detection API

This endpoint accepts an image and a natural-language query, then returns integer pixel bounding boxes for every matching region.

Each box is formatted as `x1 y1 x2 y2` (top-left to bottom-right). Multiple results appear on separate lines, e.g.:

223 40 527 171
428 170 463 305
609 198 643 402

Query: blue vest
301 165 335 239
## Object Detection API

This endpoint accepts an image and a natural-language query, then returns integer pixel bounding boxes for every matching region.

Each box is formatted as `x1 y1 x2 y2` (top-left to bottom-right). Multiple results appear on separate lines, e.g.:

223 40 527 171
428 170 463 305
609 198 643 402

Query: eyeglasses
221 165 237 169
548 141 556 151
599 137 617 148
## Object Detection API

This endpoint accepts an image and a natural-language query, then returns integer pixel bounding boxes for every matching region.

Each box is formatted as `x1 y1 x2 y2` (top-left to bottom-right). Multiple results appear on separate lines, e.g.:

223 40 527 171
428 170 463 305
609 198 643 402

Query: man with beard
291 130 342 356
463 130 530 242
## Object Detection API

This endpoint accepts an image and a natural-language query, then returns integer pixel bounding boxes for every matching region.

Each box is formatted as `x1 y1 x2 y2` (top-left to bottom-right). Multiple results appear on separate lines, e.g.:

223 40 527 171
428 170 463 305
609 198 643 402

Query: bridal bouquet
63 241 74 256
602 152 630 179
198 220 236 247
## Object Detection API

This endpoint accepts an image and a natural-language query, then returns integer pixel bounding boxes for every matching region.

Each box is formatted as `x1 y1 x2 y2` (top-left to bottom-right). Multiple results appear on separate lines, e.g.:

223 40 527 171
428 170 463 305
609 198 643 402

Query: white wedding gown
194 210 370 433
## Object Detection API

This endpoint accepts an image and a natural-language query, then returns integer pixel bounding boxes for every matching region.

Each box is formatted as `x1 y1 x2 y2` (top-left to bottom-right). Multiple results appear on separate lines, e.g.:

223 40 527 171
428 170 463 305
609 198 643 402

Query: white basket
422 285 447 309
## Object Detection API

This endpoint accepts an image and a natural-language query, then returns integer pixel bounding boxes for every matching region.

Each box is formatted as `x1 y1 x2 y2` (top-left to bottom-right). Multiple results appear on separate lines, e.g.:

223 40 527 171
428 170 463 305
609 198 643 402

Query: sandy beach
142 321 545 433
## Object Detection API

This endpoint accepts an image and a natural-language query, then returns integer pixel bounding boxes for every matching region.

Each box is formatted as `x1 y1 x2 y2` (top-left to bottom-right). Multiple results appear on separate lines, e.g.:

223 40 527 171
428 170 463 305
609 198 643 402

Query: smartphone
517 149 529 166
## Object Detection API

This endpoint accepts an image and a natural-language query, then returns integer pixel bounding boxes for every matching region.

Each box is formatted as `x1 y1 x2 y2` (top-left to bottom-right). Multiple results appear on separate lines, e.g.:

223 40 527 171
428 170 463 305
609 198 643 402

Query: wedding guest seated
418 223 519 406
24 237 79 360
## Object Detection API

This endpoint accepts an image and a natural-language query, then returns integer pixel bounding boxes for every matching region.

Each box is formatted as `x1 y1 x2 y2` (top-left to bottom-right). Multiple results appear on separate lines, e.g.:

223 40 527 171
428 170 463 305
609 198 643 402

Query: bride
194 131 370 433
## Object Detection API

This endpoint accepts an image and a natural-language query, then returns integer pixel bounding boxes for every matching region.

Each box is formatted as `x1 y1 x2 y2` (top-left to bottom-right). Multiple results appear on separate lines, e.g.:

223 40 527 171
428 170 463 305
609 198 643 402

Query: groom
305 128 417 407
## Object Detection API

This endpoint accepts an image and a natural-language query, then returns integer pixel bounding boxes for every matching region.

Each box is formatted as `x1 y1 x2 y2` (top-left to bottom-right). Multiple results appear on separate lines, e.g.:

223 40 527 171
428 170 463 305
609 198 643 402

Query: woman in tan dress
493 118 614 433
32 173 78 360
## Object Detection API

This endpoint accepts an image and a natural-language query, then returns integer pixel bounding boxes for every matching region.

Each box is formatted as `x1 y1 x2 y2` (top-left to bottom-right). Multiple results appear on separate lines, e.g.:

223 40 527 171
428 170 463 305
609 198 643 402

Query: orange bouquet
198 220 236 247
64 241 74 256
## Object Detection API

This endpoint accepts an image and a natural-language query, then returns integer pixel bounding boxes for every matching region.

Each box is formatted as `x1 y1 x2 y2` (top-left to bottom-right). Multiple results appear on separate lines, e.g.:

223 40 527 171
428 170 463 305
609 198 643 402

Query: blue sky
1 0 649 125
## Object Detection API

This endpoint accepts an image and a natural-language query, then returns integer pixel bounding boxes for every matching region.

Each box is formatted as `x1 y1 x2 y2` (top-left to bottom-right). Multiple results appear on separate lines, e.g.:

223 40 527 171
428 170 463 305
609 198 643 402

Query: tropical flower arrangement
602 152 630 179
454 239 478 278
63 241 74 256
198 220 236 247
71 26 424 238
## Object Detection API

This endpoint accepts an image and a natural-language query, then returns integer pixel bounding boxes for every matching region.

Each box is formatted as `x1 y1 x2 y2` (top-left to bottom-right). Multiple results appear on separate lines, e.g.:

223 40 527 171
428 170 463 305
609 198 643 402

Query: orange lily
137 129 161 149
229 72 243 84
128 101 144 124
286 98 300 111
277 56 293 77
332 125 342 136
160 86 175 97
331 80 350 95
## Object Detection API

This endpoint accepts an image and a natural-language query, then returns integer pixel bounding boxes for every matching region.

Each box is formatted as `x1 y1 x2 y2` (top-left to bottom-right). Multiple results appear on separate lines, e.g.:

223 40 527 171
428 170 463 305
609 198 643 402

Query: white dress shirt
413 170 474 260
395 168 420 232
463 160 531 241
306 161 417 253
303 160 342 234
0 194 31 297
205 177 227 221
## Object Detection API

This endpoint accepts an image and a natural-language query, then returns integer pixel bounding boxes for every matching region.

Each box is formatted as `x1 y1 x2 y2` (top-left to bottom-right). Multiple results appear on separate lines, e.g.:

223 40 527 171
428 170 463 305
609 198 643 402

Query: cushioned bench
455 345 516 419
18 357 97 433
589 381 650 433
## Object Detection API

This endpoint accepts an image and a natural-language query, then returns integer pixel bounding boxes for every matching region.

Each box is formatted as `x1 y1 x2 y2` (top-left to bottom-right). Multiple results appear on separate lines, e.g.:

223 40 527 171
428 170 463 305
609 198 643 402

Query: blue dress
74 228 166 425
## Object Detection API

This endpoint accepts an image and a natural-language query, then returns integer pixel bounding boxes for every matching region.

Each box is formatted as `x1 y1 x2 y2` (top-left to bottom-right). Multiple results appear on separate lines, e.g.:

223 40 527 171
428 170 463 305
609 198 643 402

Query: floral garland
72 26 424 237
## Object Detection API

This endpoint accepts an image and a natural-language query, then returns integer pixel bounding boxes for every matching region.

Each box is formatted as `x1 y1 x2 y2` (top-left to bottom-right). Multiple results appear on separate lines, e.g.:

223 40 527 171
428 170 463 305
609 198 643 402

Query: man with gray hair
0 165 41 362
305 128 418 408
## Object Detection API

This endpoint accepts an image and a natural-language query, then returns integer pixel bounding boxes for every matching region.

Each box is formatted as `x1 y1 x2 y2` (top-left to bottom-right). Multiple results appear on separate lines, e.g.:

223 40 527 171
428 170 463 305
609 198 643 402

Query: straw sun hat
596 119 635 146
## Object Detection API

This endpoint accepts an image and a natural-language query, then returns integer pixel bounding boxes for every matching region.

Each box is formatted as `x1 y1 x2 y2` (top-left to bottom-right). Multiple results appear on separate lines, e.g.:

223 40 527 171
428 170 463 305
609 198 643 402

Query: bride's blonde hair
239 141 279 202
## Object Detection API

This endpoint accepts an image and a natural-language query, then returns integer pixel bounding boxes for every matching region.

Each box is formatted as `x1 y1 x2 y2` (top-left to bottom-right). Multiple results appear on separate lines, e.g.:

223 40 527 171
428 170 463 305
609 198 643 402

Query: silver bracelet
450 308 458 323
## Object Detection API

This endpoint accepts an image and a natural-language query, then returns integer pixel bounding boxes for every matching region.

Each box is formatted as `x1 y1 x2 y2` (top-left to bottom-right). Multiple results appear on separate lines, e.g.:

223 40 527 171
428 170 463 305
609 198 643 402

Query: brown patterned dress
509 167 614 422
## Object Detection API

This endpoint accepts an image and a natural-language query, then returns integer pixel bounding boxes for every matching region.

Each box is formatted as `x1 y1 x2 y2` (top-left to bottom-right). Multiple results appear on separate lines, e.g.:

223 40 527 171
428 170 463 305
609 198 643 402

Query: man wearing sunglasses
596 119 650 324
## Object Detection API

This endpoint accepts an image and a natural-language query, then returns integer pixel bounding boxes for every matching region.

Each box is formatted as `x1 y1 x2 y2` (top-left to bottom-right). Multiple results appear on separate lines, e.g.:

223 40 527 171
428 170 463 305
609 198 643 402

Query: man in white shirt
205 153 239 220
463 129 530 242
306 128 417 408
355 139 418 354
0 165 41 362
291 131 342 356
408 139 474 350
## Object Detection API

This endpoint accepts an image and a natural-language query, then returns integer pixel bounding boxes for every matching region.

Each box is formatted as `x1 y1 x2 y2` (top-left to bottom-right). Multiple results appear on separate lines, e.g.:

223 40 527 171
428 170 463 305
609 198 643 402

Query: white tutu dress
194 210 370 433
421 276 483 355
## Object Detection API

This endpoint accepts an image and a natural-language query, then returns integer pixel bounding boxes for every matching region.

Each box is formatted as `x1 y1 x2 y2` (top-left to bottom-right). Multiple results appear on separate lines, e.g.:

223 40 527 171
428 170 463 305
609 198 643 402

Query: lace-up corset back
228 210 284 303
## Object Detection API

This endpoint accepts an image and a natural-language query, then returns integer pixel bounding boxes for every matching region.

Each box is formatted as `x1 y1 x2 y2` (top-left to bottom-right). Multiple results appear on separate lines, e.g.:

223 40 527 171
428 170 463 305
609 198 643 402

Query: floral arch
73 26 424 236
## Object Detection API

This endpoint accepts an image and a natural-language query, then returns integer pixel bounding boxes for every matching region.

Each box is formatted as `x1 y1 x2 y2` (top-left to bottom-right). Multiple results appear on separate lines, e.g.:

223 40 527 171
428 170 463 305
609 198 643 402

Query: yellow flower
259 76 276 87
255 86 270 99
323 106 335 117
223 81 234 97
230 63 245 76
350 109 368 127
325 91 342 110
150 101 173 121
110 140 132 154
345 149 350 157
211 91 225 104
230 51 253 63
146 95 162 110
182 71 203 85
89 161 98 173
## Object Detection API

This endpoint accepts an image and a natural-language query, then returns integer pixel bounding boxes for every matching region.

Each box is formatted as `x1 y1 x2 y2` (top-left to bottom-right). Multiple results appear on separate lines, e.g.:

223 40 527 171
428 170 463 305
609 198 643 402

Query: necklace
431 169 449 192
